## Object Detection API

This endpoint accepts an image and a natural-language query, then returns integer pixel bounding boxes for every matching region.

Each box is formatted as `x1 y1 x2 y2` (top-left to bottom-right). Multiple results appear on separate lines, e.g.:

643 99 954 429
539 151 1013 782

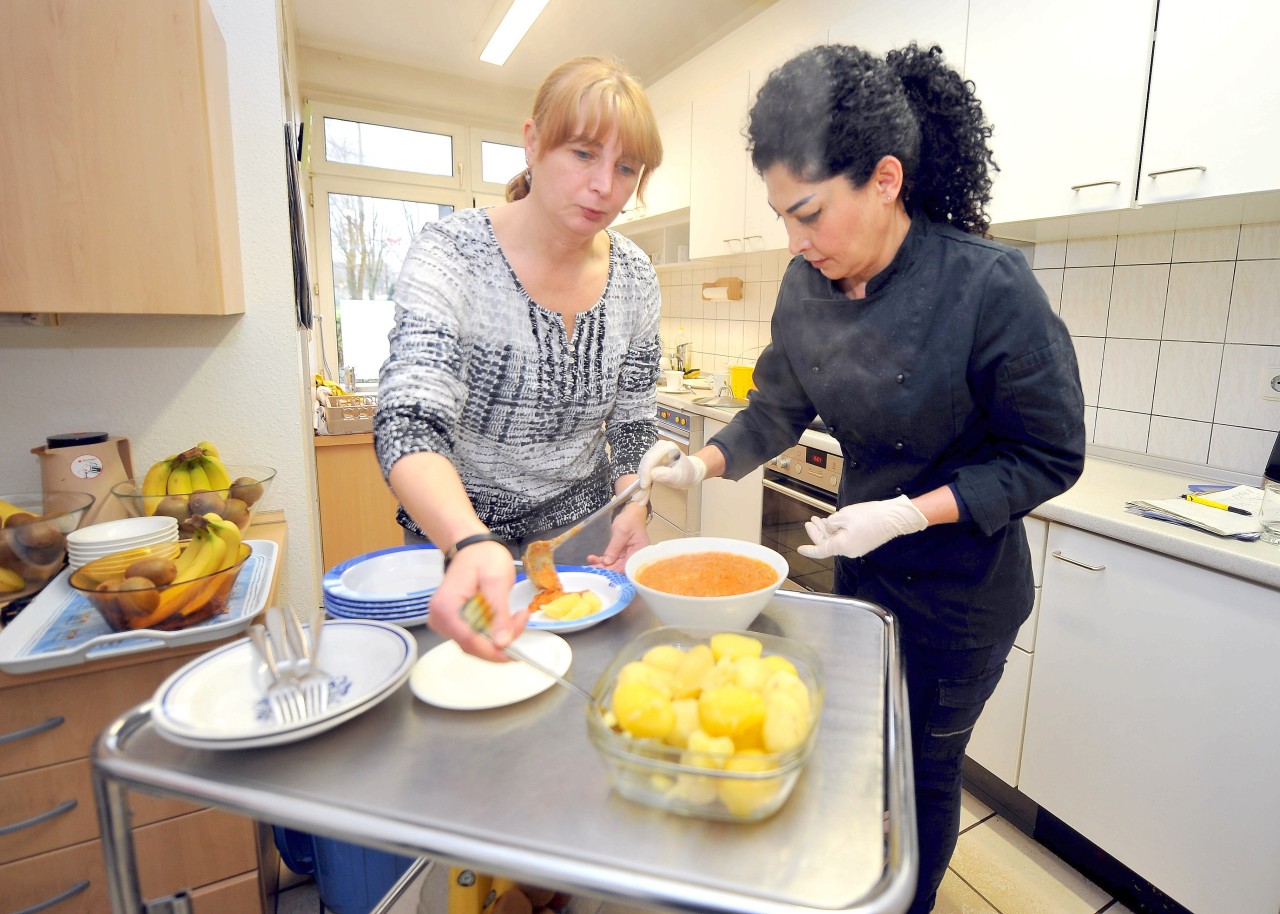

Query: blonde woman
376 57 663 661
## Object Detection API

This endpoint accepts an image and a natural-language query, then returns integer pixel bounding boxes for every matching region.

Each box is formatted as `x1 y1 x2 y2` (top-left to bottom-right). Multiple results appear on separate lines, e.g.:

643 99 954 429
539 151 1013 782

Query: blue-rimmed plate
514 566 634 633
323 544 442 603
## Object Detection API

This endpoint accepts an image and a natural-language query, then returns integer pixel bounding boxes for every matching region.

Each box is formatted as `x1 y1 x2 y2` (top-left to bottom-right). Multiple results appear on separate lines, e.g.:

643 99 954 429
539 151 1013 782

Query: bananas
0 567 25 593
202 511 243 562
171 524 227 585
139 443 236 503
0 497 28 525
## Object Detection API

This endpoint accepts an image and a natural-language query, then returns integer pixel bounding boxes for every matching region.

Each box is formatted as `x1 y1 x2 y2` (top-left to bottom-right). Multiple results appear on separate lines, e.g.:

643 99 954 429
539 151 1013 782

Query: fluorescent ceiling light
480 0 551 66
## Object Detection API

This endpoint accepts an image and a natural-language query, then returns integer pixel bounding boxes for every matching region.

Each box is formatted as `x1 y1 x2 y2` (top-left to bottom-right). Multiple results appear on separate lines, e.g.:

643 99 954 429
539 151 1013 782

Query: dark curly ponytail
748 43 996 235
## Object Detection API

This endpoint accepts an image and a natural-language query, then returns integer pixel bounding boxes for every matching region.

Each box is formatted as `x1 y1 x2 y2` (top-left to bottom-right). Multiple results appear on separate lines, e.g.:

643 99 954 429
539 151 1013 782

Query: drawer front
0 655 190 777
0 758 202 865
2 808 259 914
191 871 264 914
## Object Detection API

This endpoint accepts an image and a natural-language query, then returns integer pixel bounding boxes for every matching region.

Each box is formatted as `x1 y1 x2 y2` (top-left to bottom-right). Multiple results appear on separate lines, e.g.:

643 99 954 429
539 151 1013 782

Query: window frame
309 101 466 190
468 126 526 197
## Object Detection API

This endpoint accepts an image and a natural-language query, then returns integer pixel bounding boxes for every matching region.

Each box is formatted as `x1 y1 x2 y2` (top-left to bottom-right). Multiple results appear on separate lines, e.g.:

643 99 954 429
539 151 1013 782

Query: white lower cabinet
1019 524 1280 914
967 517 1046 786
698 418 763 543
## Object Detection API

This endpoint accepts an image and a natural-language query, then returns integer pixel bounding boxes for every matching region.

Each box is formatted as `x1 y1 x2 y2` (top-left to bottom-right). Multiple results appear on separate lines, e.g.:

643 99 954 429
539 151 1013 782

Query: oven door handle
762 478 837 514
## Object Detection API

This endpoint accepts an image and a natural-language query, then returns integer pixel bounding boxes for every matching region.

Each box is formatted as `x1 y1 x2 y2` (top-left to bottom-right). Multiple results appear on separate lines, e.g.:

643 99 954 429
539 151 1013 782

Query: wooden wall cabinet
314 433 405 570
0 0 244 315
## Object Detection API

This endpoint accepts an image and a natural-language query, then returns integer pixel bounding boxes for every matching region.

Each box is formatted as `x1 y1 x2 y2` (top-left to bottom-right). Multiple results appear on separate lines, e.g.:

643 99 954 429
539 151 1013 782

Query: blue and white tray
0 540 280 674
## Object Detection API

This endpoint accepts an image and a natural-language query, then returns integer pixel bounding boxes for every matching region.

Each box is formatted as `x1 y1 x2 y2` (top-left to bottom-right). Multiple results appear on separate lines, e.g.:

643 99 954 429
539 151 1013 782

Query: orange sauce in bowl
635 552 778 597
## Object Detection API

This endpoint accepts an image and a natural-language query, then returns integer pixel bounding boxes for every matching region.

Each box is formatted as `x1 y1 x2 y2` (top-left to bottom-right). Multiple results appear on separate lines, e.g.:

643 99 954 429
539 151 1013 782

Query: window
480 140 525 186
324 118 454 178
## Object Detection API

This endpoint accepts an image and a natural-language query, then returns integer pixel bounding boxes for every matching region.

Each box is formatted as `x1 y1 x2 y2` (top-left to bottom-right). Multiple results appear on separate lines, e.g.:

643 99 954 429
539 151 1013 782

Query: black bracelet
445 533 508 564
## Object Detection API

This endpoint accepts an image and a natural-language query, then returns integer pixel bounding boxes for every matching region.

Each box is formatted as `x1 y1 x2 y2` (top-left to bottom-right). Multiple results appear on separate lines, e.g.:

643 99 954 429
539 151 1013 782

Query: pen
1182 493 1252 516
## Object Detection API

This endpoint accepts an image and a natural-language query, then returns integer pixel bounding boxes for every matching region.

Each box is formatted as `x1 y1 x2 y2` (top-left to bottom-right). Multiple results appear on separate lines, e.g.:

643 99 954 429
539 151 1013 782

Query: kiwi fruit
229 477 264 507
188 490 227 518
154 495 189 522
221 497 250 530
4 512 39 529
115 577 161 618
124 556 178 587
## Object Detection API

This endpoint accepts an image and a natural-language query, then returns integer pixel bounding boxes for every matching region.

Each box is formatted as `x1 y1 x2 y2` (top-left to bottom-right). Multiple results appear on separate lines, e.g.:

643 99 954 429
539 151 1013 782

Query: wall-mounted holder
701 277 743 301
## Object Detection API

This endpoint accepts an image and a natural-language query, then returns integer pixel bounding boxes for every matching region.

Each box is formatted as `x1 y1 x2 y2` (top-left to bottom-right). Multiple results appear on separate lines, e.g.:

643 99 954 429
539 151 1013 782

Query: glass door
311 175 472 387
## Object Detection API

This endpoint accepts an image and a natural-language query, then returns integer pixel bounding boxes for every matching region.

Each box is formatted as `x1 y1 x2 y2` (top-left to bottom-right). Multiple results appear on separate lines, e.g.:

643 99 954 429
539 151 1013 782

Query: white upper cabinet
617 102 692 226
827 0 969 59
1138 0 1280 205
688 74 752 259
965 0 1155 226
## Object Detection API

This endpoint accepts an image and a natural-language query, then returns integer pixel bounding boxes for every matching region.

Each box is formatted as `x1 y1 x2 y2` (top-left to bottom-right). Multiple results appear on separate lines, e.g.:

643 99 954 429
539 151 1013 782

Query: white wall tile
1172 224 1240 262
1059 267 1112 336
1152 341 1222 422
1072 336 1104 407
1033 268 1063 314
1106 264 1168 339
1148 416 1211 463
1116 230 1174 265
1163 262 1234 342
1213 343 1280 430
1032 239 1066 269
1098 338 1159 412
1238 222 1280 260
1094 408 1151 452
1208 424 1276 476
1226 259 1280 345
1065 235 1116 268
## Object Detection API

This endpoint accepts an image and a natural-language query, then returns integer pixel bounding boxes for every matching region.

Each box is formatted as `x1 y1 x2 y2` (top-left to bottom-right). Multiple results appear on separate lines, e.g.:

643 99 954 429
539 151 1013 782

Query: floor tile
949 816 1110 914
959 790 993 832
933 869 1000 914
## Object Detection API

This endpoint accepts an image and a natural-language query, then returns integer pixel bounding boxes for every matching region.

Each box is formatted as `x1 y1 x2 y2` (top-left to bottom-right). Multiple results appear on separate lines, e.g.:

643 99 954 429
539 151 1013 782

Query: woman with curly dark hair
640 43 1085 912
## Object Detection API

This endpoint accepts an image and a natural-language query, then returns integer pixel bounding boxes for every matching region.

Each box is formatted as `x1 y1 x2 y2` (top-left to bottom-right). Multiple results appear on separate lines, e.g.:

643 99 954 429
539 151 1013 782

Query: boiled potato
641 643 686 673
731 655 771 693
611 680 676 739
762 654 799 677
763 691 808 753
698 685 766 740
617 660 675 697
709 632 763 663
763 669 812 720
540 590 603 621
670 730 736 805
671 643 714 698
718 750 783 817
665 698 700 748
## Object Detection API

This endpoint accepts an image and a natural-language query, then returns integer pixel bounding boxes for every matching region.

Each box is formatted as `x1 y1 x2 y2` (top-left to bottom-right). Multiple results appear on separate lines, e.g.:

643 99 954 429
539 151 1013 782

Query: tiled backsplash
658 220 1280 478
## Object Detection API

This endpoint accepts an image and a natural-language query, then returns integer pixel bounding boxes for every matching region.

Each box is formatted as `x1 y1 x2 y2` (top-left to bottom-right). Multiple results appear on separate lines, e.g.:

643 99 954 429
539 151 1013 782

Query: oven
648 404 703 544
761 434 843 593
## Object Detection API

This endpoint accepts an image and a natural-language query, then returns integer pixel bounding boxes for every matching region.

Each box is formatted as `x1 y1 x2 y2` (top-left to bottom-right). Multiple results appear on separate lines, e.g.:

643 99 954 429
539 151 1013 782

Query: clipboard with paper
1126 485 1265 539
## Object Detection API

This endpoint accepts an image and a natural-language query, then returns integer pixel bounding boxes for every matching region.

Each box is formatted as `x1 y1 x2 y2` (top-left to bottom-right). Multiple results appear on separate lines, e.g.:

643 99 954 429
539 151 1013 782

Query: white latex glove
797 495 928 559
637 440 706 490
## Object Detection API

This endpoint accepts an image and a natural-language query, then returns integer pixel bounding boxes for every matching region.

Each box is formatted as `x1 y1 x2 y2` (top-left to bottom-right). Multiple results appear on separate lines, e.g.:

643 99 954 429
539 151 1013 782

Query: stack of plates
321 545 443 627
66 515 180 569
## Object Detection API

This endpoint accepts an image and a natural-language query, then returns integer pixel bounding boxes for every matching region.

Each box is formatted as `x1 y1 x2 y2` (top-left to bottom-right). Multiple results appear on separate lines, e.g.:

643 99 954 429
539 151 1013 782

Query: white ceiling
291 0 779 91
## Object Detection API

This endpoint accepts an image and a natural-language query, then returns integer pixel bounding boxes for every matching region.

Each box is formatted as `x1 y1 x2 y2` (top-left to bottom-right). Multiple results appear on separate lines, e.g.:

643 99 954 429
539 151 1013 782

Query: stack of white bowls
321 545 442 627
66 515 180 569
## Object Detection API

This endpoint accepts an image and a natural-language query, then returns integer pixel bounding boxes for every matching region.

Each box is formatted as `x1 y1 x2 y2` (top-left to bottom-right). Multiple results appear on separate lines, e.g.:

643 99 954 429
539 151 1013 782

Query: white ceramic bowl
66 516 180 569
624 537 788 630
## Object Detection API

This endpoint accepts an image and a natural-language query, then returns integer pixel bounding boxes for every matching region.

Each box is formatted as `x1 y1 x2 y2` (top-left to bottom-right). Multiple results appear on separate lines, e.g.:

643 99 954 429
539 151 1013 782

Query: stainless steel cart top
94 589 916 914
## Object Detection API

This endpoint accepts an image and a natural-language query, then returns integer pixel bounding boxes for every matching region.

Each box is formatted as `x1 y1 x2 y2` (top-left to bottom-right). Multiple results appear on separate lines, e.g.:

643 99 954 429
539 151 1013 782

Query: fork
278 605 330 716
248 623 304 725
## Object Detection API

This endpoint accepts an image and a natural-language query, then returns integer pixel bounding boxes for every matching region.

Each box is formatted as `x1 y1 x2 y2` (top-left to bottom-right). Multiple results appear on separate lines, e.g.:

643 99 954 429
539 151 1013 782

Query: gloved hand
797 495 928 559
637 441 706 490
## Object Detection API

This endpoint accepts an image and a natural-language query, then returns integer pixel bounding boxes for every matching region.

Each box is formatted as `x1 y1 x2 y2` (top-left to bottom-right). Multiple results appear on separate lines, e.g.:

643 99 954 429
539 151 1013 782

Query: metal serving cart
93 589 916 914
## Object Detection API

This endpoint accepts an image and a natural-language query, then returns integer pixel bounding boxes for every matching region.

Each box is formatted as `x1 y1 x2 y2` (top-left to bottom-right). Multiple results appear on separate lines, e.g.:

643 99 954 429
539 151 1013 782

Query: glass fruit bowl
0 491 96 604
70 540 252 632
111 465 275 539
586 625 824 822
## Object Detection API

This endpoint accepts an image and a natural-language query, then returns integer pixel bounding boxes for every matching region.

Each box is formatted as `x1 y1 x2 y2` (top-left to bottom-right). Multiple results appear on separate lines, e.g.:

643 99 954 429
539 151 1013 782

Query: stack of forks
248 605 330 725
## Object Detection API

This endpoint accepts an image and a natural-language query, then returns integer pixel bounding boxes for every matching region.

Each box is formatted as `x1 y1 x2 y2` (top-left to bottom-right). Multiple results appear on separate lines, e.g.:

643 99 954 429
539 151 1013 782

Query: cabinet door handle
0 715 64 745
1070 180 1121 191
0 798 77 836
1051 550 1105 572
1146 165 1206 179
12 879 90 914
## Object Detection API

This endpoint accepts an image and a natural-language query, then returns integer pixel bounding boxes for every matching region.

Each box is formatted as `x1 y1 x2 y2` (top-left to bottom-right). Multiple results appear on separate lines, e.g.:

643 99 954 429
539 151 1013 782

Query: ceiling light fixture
480 0 551 66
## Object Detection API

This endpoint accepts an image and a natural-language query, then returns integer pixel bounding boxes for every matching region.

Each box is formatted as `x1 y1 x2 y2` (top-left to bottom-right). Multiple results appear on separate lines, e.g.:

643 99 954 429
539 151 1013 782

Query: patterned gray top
375 207 661 541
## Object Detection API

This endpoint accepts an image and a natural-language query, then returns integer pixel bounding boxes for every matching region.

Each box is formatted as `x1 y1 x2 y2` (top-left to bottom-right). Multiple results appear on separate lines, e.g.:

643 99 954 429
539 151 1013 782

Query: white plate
410 630 571 710
323 545 442 603
0 540 279 674
67 515 178 546
323 600 429 629
516 568 634 634
150 619 417 749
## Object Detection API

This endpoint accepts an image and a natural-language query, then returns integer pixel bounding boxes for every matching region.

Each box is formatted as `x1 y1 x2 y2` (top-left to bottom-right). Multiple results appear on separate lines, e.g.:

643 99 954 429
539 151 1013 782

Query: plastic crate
320 394 377 435
274 826 415 914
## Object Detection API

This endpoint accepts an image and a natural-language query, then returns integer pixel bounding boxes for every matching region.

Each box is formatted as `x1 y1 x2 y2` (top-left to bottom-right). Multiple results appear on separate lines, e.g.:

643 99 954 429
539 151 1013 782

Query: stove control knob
829 474 839 487
777 457 791 471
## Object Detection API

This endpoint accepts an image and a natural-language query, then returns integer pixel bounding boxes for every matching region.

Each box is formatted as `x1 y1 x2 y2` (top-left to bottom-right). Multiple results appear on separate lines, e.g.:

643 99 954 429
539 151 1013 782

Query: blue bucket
273 826 415 914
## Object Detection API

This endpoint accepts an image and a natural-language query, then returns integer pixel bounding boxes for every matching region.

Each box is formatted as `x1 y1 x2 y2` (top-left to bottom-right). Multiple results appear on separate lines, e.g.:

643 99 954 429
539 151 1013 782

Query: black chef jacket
712 211 1085 648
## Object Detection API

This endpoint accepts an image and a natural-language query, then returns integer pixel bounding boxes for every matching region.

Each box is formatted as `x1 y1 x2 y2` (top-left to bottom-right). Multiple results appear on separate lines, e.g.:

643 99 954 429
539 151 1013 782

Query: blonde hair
506 56 663 204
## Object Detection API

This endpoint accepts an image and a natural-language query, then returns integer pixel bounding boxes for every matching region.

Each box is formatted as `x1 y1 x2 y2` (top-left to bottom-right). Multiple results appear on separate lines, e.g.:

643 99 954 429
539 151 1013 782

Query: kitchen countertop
656 388 1280 589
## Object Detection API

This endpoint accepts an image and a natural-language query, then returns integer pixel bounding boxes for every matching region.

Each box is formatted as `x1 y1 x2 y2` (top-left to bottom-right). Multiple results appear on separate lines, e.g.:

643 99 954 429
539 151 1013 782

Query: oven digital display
805 448 827 469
